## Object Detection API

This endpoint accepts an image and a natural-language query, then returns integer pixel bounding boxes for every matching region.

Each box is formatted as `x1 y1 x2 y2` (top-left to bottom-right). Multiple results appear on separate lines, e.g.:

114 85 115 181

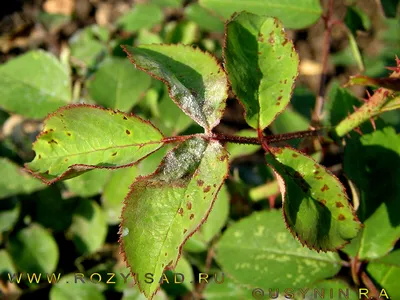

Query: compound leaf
224 12 299 130
122 44 228 132
200 0 322 29
215 210 342 291
120 137 229 298
0 50 71 119
25 104 164 184
265 147 362 251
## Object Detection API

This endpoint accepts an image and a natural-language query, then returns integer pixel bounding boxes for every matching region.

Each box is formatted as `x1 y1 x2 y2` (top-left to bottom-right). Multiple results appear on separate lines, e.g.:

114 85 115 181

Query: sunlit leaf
8 224 59 273
120 137 229 298
0 50 71 118
117 4 163 32
199 0 322 29
122 44 228 131
0 158 45 199
26 104 164 183
185 3 224 32
215 210 342 291
88 57 152 111
224 12 299 130
266 147 361 251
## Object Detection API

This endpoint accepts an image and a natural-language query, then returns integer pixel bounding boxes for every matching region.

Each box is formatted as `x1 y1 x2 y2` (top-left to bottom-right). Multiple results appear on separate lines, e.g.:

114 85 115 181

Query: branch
312 0 335 123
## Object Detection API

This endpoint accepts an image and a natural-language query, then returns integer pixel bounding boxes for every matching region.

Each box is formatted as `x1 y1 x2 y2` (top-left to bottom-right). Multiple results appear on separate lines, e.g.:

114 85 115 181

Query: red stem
161 129 325 145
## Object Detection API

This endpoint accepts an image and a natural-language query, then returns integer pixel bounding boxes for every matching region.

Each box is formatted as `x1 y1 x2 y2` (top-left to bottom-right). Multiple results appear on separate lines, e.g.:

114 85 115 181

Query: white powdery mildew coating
158 138 207 181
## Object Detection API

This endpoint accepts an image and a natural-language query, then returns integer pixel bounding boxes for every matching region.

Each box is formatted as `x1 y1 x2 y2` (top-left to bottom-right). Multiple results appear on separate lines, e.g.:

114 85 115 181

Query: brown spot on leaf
277 96 282 101
203 186 211 193
197 180 204 186
213 184 216 188
282 39 288 46
126 129 131 135
320 199 326 205
183 229 187 234
123 116 128 120
186 202 192 210
321 184 329 192
64 158 68 162
292 153 298 158
273 148 283 154
66 132 71 136
338 214 346 221
336 202 344 208
314 164 320 169
112 152 117 156
276 102 281 106
165 252 167 256
314 170 320 174
48 139 58 144
177 208 184 216
38 155 42 159
315 176 323 180
189 214 194 220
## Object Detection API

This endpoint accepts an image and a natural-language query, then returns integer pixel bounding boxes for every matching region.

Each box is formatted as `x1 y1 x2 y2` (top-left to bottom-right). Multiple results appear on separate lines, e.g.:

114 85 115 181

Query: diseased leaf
102 166 138 225
224 12 299 130
117 4 163 32
8 224 59 273
120 137 229 298
305 280 358 299
199 0 322 29
122 44 228 131
265 147 361 251
215 210 342 291
184 184 229 252
25 104 164 184
0 50 71 119
69 199 107 254
0 158 46 199
367 250 400 300
88 57 152 112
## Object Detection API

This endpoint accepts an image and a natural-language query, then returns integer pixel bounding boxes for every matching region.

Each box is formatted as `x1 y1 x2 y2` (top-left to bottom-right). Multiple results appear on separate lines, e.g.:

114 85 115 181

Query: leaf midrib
37 140 163 160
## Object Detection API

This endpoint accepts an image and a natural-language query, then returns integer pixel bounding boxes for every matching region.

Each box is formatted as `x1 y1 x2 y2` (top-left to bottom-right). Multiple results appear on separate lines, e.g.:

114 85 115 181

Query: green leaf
226 130 259 160
120 137 229 298
185 3 224 32
163 21 199 45
184 184 229 252
65 169 110 197
69 199 108 254
343 127 400 259
153 86 194 136
35 188 75 232
0 50 71 119
8 224 59 273
152 0 183 8
204 279 253 300
26 104 164 183
50 274 105 300
305 280 358 299
102 166 138 224
224 12 299 130
162 255 194 294
367 250 400 300
0 198 20 233
0 249 17 276
381 0 400 18
215 210 342 291
0 158 46 199
88 57 152 112
117 4 163 32
122 44 228 132
199 0 322 29
69 25 109 67
122 286 168 300
265 147 361 251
